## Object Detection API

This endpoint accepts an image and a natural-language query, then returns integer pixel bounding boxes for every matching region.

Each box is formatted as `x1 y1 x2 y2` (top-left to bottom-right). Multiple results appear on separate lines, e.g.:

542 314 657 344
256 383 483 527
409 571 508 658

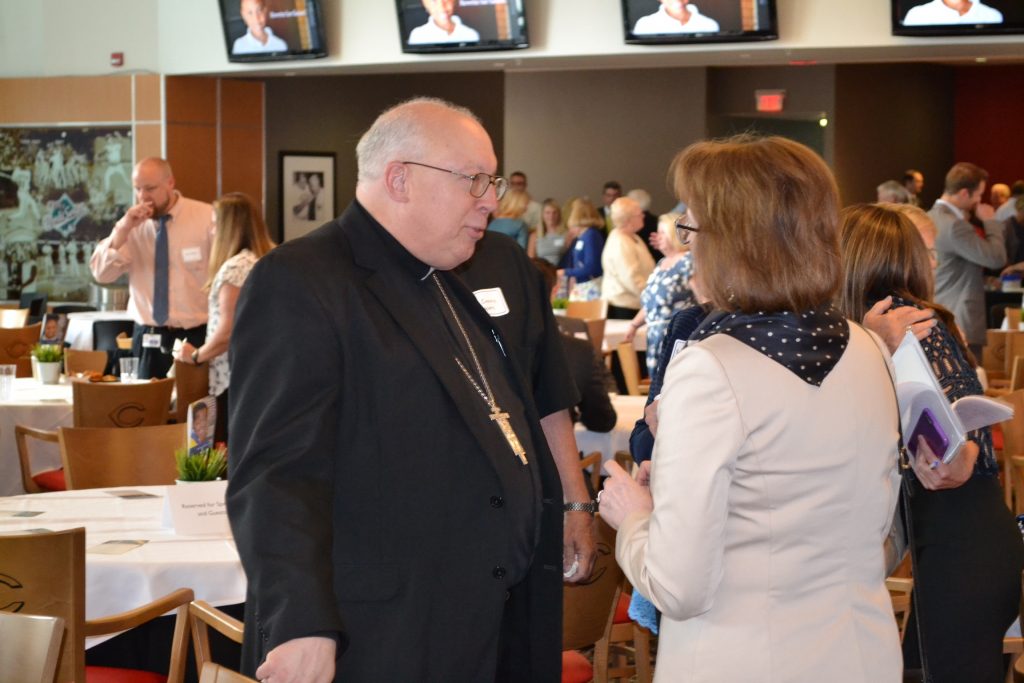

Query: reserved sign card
164 480 230 536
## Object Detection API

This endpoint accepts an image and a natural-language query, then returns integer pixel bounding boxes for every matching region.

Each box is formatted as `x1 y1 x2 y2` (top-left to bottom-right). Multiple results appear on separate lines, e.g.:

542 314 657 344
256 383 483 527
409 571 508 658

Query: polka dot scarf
690 305 850 386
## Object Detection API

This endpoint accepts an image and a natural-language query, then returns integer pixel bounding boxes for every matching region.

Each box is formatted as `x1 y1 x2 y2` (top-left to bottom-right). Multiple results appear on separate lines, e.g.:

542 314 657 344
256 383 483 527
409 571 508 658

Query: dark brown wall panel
955 65 1024 193
166 124 217 204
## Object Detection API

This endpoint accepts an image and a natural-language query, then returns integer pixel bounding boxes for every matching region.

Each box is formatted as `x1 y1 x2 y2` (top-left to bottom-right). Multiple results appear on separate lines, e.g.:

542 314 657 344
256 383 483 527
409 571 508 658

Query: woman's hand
177 341 197 364
1002 262 1024 277
910 436 978 490
598 460 653 529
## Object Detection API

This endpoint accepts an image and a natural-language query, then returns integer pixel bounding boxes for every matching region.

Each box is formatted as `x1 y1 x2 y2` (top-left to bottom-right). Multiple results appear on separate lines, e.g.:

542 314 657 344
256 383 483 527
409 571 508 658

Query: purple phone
908 407 949 459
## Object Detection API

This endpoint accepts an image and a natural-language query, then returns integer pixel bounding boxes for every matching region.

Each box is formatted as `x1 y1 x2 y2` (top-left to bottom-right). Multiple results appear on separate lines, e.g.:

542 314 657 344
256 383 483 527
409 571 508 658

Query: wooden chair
563 516 623 683
984 329 1009 380
616 342 649 396
0 308 29 328
0 611 65 683
0 323 41 378
174 360 210 424
64 348 108 375
200 663 257 683
0 528 192 683
579 451 602 494
59 423 186 489
189 600 244 678
886 576 914 643
72 377 174 427
998 390 1024 509
566 299 608 321
15 425 63 493
600 590 654 683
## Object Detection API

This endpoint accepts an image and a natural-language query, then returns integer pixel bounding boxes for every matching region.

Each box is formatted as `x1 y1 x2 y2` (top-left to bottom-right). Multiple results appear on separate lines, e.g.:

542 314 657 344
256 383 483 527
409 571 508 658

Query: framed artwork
279 151 335 241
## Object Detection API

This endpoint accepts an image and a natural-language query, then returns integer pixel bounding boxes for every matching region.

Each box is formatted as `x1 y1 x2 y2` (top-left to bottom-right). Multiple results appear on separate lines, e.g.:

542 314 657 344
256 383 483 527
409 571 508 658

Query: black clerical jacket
226 202 563 682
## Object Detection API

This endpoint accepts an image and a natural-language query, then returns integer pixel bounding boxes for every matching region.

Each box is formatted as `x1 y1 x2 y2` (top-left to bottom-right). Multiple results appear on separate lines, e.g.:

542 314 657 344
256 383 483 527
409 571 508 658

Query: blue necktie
153 215 169 325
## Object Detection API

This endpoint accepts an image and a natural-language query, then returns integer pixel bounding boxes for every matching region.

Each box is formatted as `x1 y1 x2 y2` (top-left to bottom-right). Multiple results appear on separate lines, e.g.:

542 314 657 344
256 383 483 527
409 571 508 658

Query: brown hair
566 197 603 230
495 188 529 219
537 198 564 237
943 162 988 195
670 135 840 313
838 203 966 355
207 192 275 290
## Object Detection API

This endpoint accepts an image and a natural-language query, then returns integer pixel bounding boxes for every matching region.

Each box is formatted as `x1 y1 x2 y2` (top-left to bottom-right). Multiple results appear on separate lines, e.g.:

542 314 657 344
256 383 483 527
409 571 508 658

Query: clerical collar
353 199 434 280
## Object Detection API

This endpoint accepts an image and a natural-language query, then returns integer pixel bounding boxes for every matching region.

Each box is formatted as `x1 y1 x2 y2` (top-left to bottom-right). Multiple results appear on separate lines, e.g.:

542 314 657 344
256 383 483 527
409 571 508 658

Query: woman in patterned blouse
625 212 695 374
177 192 275 443
838 203 1024 683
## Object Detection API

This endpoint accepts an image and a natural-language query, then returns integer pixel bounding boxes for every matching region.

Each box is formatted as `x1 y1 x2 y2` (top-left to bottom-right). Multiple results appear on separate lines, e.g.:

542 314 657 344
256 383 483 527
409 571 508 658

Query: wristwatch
563 501 598 515
191 349 200 364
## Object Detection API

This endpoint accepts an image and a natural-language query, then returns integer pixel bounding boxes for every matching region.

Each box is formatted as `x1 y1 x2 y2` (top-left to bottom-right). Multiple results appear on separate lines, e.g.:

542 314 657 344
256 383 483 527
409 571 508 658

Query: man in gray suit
931 162 1005 359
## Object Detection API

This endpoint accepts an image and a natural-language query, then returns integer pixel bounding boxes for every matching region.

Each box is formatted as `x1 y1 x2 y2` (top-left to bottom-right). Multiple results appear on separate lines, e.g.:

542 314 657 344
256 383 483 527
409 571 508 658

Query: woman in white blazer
599 136 903 682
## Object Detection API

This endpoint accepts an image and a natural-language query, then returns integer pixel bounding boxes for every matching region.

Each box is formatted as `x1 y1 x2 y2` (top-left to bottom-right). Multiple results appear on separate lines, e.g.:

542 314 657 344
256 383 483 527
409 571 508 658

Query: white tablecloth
0 485 246 642
574 393 647 463
65 310 135 350
0 378 74 496
602 319 647 352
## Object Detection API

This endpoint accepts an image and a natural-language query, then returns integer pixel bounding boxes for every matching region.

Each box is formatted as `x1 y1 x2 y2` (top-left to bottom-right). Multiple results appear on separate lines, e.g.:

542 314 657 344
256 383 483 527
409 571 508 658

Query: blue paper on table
187 396 216 455
891 331 1011 463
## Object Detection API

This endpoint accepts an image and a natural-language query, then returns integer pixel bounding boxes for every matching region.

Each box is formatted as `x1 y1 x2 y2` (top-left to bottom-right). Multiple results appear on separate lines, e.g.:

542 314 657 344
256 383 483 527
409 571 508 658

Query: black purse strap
856 323 931 681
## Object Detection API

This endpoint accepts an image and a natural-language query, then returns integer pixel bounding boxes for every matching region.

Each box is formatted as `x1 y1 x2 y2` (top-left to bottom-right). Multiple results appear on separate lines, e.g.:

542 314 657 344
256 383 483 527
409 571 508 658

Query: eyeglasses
674 216 700 245
401 161 508 200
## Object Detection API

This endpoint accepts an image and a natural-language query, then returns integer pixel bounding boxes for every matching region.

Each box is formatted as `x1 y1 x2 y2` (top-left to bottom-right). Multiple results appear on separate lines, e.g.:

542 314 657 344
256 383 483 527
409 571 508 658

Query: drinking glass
0 364 15 401
119 357 139 383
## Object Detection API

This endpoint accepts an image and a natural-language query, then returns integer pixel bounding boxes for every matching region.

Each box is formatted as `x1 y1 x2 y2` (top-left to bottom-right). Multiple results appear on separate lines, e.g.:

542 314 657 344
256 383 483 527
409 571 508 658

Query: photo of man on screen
633 0 721 34
408 0 481 44
232 0 289 54
902 0 1003 25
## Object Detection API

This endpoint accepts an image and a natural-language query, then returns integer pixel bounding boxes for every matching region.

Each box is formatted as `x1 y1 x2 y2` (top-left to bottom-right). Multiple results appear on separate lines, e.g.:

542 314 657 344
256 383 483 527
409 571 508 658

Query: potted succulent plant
174 445 228 482
31 344 63 384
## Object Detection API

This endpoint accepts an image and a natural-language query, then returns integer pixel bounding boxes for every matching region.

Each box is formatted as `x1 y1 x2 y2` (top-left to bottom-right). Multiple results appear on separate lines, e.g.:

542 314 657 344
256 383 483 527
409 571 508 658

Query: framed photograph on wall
280 151 336 241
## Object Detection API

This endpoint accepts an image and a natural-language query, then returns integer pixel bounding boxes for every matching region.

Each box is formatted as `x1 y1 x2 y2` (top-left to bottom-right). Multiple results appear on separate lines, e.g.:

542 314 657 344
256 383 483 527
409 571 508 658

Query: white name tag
472 287 510 317
142 333 162 348
181 246 202 263
575 240 585 251
671 339 688 359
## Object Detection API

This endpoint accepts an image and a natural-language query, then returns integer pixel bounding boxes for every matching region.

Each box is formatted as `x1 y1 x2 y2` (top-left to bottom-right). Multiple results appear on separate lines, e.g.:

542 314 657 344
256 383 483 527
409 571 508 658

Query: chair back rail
59 423 186 489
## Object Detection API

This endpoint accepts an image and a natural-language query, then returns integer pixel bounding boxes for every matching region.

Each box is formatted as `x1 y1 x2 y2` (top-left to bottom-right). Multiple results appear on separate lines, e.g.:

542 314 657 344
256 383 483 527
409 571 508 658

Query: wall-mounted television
396 0 529 54
219 0 328 63
622 0 778 45
892 0 1024 37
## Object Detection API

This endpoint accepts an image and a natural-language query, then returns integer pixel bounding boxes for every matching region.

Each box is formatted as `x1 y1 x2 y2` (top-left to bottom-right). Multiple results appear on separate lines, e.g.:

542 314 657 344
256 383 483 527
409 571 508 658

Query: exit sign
755 89 785 113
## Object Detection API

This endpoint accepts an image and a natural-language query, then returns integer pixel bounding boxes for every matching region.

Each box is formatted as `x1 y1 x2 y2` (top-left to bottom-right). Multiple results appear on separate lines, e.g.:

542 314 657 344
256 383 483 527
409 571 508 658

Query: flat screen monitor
219 0 328 63
892 0 1024 37
622 0 778 45
396 0 529 53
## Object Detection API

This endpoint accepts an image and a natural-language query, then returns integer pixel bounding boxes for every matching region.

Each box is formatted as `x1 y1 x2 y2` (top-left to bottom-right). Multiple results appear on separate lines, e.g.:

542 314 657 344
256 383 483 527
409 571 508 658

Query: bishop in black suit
227 99 563 683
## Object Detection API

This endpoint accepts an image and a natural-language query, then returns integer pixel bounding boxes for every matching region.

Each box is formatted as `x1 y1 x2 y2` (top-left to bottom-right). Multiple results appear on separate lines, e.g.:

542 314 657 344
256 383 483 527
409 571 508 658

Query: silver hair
355 97 480 183
609 196 640 227
627 188 651 212
876 180 911 204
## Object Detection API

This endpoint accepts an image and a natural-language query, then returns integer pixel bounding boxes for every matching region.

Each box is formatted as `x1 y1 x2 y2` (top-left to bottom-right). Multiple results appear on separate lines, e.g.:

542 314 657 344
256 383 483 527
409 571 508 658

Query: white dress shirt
902 0 1003 25
633 4 721 35
232 27 288 54
90 192 214 329
408 16 480 45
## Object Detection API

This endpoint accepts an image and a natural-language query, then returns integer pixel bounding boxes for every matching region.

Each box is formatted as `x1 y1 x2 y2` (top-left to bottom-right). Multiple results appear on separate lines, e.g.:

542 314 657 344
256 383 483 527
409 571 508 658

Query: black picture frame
279 151 336 241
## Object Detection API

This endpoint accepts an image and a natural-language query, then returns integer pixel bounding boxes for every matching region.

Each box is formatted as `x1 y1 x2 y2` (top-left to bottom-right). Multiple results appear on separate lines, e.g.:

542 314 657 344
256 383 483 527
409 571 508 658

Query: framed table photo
280 151 336 241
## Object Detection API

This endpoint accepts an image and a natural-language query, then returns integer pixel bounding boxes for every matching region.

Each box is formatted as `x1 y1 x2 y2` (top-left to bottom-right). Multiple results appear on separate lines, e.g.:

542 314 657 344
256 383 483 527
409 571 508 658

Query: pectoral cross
490 405 528 465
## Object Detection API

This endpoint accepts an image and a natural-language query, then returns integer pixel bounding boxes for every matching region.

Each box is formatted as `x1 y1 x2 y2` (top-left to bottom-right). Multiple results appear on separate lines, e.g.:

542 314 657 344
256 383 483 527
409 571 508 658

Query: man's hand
644 398 659 438
910 436 978 491
862 296 936 354
110 202 154 249
598 460 653 530
255 636 336 683
975 203 996 222
563 511 596 583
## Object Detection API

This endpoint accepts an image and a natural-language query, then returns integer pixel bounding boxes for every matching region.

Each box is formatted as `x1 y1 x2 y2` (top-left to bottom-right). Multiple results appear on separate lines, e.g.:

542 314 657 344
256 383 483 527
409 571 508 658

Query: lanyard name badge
142 333 162 349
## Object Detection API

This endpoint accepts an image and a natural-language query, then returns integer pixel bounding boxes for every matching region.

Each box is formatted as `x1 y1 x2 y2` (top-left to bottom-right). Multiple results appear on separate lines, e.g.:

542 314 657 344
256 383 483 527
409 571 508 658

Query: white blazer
617 322 902 682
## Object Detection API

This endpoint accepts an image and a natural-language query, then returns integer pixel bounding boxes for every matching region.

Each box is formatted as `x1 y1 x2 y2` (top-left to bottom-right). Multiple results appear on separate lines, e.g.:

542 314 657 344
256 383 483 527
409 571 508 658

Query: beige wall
503 67 708 214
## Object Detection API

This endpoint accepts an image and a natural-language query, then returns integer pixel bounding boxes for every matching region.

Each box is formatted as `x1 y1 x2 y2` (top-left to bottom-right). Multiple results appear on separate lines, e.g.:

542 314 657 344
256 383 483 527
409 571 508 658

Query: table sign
163 480 230 536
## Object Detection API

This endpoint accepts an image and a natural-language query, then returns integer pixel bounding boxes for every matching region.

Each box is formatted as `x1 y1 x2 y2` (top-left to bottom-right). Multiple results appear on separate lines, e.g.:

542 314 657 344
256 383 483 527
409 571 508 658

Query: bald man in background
90 158 214 379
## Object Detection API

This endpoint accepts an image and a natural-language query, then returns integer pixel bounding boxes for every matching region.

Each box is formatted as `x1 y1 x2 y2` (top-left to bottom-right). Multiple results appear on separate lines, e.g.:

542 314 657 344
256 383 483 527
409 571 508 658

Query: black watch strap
563 501 597 515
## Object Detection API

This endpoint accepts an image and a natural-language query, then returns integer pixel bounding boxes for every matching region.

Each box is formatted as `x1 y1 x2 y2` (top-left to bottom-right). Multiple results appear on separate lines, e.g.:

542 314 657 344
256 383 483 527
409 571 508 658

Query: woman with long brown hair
177 192 274 442
838 203 1023 683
